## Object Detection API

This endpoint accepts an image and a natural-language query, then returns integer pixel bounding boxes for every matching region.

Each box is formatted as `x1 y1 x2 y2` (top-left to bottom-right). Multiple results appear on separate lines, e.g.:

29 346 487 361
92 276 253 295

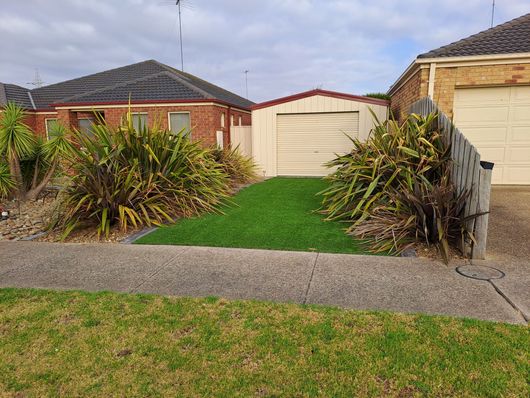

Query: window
131 113 148 131
169 112 191 135
238 116 242 126
230 115 234 126
45 118 59 140
78 119 95 136
220 113 225 128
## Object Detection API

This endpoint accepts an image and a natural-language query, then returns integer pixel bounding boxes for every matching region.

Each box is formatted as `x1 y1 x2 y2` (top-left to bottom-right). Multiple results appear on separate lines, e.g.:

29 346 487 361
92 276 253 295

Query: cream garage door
276 112 359 176
453 86 530 184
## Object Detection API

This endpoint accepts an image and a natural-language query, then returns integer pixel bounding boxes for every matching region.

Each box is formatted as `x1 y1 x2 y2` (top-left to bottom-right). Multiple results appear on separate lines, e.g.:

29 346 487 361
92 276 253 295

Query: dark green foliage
210 145 258 185
52 114 231 238
320 112 477 261
0 162 15 198
0 103 73 200
364 92 391 101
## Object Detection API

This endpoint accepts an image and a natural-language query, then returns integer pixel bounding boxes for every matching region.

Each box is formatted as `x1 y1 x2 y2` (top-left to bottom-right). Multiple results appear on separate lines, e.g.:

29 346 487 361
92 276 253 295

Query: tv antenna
491 0 495 28
26 68 44 88
244 70 249 99
160 0 193 71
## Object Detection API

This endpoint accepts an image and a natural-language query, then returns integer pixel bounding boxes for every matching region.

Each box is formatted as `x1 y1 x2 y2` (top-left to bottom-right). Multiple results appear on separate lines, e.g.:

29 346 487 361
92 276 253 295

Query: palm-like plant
210 145 258 185
0 102 74 200
53 114 231 238
0 102 36 196
0 163 15 198
319 112 477 263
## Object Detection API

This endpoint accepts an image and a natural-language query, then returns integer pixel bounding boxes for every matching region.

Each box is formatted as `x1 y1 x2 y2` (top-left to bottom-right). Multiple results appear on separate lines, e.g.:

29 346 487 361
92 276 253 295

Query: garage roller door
454 86 530 184
276 112 359 176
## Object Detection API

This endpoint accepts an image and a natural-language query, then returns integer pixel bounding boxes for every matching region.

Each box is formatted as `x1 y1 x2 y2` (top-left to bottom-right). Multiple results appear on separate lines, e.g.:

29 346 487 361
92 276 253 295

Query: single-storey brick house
389 13 530 185
0 60 253 147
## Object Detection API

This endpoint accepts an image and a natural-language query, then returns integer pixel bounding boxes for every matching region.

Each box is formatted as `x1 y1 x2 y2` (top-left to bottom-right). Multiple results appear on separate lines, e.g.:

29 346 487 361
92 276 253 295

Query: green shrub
0 162 15 198
320 112 476 261
52 116 231 238
364 92 391 101
210 145 257 185
0 103 73 200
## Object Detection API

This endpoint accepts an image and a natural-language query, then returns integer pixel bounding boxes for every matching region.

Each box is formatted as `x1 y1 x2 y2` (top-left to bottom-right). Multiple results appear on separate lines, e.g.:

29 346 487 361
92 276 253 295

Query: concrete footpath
0 241 528 324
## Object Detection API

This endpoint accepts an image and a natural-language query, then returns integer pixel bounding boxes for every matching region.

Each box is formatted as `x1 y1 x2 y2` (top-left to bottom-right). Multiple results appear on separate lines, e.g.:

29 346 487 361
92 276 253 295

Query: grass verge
135 177 365 254
0 288 528 397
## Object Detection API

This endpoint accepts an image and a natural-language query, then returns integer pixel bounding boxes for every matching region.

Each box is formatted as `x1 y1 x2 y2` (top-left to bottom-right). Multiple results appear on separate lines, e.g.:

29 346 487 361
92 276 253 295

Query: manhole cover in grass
456 265 505 281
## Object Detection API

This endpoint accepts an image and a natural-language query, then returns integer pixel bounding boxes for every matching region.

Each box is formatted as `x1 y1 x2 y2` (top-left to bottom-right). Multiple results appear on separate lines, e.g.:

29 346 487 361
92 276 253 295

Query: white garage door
454 86 530 185
277 112 359 176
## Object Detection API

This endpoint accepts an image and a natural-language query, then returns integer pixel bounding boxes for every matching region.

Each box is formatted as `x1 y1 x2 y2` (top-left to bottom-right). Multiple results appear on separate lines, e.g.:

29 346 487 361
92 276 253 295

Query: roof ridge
419 12 530 58
27 92 36 110
53 70 178 103
150 61 214 99
152 60 252 105
32 59 158 94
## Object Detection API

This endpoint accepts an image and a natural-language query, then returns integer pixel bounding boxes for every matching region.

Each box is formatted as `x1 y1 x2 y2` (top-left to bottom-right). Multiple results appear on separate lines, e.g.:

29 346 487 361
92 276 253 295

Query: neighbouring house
389 13 530 185
0 60 253 147
250 89 388 177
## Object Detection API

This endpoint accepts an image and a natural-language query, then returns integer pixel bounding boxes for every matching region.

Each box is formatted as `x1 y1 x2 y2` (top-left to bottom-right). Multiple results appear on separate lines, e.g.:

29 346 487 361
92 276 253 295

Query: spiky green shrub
0 163 15 198
210 145 258 185
52 116 231 238
320 112 477 262
0 103 73 200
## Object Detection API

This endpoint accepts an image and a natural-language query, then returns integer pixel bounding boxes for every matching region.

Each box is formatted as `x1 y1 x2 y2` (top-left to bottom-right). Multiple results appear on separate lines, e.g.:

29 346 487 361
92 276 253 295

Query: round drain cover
456 265 505 281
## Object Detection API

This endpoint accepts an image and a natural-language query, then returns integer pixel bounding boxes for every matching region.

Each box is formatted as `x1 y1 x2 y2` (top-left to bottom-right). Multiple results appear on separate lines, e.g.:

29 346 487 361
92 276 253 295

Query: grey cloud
0 0 528 102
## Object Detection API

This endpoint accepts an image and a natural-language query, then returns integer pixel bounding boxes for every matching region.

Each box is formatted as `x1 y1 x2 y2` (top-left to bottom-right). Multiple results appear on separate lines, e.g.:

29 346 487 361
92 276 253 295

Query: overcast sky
0 0 528 102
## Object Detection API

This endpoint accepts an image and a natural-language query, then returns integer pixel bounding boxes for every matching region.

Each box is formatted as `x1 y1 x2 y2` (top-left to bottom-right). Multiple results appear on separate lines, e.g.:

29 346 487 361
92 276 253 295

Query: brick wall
102 104 250 147
432 62 530 118
28 104 251 146
391 62 530 120
389 68 429 121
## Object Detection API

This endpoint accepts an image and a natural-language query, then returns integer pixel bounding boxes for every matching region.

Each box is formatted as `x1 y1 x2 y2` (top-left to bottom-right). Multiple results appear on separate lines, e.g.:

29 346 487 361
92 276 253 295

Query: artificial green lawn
136 177 365 254
0 288 528 397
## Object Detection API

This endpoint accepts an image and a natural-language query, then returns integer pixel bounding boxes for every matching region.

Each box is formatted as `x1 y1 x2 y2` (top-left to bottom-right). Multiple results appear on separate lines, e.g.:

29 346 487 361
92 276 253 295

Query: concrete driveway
471 186 530 322
487 186 530 262
0 241 527 324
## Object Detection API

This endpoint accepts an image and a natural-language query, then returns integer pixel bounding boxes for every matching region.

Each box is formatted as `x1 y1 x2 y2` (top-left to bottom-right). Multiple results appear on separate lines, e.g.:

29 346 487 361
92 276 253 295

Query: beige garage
251 89 388 177
454 86 530 185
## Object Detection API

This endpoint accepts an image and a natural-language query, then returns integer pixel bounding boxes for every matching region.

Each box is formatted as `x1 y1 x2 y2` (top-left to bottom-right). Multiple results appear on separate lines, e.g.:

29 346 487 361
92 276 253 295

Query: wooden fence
410 97 493 259
230 126 252 158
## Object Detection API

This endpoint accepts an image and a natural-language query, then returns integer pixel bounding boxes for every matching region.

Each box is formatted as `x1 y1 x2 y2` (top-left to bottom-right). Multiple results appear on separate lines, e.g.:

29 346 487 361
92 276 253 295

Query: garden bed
0 197 55 241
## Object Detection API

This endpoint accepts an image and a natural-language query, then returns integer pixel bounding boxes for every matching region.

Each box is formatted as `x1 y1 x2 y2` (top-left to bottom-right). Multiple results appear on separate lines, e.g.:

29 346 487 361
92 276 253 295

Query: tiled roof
0 83 33 109
419 13 530 58
56 72 209 104
1 60 254 110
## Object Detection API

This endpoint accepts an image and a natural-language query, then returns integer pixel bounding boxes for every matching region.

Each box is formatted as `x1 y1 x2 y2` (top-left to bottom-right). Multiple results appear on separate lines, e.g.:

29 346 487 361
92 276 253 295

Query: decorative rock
0 197 55 241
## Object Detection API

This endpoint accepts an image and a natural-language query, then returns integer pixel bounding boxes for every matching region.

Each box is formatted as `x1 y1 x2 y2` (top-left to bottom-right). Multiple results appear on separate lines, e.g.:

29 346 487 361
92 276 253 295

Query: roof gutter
389 52 530 95
387 60 418 95
251 88 389 110
51 98 252 113
416 51 530 64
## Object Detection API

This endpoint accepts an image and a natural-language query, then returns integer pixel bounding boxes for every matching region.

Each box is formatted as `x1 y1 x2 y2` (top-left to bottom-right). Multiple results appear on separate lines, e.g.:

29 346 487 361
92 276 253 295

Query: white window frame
78 117 96 136
45 118 58 140
230 115 234 126
131 112 148 130
167 111 191 136
238 116 242 126
221 113 225 128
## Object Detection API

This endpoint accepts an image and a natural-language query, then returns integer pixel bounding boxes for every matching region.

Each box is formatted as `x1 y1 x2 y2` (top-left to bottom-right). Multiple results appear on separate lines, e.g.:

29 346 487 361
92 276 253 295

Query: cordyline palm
0 102 74 200
0 102 35 197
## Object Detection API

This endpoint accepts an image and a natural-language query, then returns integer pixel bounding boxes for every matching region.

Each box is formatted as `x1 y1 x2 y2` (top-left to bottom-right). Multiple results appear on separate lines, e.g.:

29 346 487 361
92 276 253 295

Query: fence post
472 167 492 259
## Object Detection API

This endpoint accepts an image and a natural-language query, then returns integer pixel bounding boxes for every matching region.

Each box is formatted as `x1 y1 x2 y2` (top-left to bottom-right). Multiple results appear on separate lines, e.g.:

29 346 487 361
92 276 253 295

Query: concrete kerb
0 241 527 324
121 227 158 244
